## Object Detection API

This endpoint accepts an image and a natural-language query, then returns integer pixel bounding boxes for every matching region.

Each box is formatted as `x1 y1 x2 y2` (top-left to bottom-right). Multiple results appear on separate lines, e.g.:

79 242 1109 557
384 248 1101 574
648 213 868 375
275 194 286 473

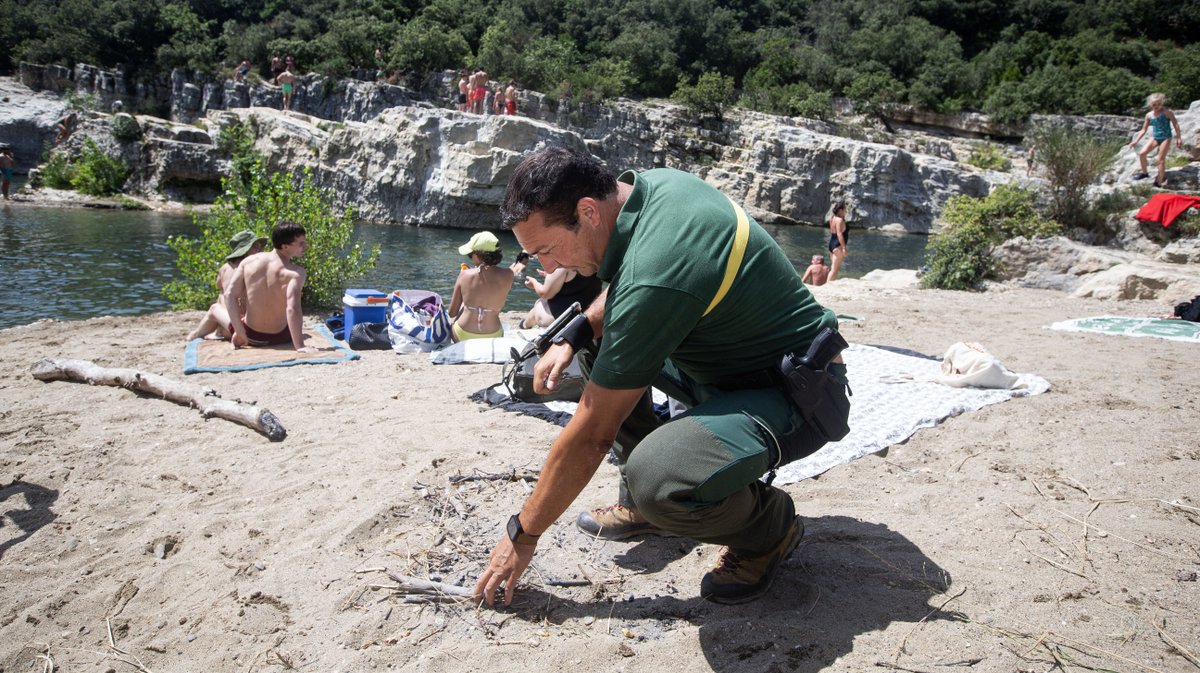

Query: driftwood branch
448 468 541 485
30 358 286 441
383 569 474 602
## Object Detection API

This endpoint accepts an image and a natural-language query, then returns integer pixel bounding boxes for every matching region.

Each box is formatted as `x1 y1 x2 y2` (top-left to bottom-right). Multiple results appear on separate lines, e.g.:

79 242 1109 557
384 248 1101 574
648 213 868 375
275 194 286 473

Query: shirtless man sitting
801 254 830 286
225 221 316 352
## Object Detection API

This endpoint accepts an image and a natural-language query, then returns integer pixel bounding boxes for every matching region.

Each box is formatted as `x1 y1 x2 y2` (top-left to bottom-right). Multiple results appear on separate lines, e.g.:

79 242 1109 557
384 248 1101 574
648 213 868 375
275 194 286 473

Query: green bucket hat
226 230 267 261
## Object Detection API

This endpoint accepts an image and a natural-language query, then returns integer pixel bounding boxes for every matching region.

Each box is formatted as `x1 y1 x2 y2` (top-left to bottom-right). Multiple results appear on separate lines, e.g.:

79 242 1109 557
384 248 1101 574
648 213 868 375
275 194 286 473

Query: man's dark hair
475 249 503 266
500 146 617 230
272 221 306 248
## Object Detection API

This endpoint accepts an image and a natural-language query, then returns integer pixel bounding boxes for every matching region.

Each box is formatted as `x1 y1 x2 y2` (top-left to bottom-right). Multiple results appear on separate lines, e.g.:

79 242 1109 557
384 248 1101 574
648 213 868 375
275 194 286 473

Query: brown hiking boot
575 504 667 540
700 516 804 604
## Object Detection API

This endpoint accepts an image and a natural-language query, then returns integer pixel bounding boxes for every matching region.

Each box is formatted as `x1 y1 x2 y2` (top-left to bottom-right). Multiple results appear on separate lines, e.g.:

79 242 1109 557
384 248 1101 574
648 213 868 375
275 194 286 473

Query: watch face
507 514 520 541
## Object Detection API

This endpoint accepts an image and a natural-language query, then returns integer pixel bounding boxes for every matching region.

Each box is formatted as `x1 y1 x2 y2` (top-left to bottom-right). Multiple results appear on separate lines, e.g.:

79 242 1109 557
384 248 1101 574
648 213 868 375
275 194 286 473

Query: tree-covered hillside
2 0 1197 121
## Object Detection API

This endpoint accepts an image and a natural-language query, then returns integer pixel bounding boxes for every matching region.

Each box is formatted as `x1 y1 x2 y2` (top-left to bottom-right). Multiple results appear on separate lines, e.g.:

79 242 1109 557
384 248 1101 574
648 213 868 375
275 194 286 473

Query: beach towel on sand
184 324 359 373
1047 316 1200 343
470 344 1050 484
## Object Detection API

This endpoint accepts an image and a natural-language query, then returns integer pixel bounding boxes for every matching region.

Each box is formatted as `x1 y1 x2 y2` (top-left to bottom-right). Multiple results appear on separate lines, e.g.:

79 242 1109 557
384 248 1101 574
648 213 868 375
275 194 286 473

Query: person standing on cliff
505 80 518 116
0 146 14 201
1129 92 1185 189
271 55 283 85
278 68 296 111
471 67 488 114
456 70 469 112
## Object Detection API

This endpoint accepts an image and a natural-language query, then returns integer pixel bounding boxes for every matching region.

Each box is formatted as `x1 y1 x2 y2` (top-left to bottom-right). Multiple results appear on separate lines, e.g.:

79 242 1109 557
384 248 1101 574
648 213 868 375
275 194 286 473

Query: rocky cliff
12 63 1007 232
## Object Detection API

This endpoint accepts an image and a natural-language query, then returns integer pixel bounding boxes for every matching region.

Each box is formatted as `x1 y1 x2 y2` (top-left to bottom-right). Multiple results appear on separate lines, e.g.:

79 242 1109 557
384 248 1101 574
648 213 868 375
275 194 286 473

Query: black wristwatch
506 514 540 546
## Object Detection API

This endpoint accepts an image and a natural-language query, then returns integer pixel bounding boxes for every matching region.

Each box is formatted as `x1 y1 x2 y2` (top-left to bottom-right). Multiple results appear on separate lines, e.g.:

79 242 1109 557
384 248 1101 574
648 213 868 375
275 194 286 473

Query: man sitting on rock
224 221 316 352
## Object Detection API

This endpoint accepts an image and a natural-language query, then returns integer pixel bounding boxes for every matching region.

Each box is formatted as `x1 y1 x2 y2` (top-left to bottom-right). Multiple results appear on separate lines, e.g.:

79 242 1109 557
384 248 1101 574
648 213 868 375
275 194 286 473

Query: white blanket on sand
485 344 1051 484
776 344 1050 483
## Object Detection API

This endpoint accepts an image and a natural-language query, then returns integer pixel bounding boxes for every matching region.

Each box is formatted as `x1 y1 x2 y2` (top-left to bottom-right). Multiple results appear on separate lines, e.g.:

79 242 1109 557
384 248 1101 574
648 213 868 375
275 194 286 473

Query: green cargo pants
580 352 845 555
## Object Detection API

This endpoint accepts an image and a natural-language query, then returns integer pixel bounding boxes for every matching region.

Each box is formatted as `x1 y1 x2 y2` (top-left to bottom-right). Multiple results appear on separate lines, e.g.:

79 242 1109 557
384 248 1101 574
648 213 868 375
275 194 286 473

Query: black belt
710 367 780 391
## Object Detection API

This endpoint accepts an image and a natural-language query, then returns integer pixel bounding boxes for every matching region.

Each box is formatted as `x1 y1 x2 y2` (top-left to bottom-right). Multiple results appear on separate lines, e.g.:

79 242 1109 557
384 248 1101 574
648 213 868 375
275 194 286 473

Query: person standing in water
827 201 849 282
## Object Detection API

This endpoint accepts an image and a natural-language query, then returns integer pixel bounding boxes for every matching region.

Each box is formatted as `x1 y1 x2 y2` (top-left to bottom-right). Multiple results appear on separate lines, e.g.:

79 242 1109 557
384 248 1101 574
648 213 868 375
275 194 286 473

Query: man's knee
622 413 769 519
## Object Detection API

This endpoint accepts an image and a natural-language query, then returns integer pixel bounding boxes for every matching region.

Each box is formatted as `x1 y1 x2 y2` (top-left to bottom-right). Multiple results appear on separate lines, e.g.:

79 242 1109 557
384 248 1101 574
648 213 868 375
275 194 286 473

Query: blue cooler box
342 289 388 340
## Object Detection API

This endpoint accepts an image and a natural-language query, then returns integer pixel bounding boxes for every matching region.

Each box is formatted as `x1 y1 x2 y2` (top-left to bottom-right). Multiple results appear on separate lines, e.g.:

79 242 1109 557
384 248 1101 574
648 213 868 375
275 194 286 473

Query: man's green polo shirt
591 168 837 390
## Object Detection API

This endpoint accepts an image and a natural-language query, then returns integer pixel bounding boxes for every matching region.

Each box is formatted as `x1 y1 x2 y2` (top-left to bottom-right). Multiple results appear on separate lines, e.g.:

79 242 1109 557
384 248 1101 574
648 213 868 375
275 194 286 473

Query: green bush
966 143 1012 171
70 139 128 196
1031 125 1121 229
38 150 76 189
163 158 380 310
36 140 127 195
110 114 142 143
921 185 1059 291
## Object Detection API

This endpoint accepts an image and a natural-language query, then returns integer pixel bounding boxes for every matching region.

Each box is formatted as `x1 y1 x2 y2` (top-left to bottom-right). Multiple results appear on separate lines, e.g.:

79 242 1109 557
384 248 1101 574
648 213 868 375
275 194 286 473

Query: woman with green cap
449 231 514 341
186 230 267 341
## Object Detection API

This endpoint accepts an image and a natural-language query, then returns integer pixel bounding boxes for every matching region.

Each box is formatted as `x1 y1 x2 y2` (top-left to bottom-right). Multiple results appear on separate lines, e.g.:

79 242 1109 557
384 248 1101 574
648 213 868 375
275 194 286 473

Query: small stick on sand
105 617 154 673
889 587 966 666
383 569 474 601
30 358 286 441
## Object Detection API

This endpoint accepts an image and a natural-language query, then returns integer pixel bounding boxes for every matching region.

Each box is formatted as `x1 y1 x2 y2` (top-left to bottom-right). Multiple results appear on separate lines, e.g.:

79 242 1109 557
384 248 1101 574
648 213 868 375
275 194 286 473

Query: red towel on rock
1135 193 1200 228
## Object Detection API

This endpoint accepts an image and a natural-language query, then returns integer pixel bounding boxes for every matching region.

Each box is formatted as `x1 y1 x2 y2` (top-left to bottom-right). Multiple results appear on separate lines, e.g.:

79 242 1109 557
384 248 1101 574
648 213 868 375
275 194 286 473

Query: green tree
157 3 219 72
389 17 471 78
566 57 634 104
164 150 379 310
846 69 906 132
922 185 1059 291
672 71 736 121
1158 45 1200 108
605 21 680 97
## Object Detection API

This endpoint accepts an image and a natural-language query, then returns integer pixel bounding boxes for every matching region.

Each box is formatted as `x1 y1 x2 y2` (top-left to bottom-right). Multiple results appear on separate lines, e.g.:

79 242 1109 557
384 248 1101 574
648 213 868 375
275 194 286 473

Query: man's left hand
473 536 537 607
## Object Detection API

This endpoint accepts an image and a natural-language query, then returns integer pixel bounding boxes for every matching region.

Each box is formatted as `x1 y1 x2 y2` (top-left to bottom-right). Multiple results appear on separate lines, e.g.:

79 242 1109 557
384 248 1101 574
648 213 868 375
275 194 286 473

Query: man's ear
576 197 599 228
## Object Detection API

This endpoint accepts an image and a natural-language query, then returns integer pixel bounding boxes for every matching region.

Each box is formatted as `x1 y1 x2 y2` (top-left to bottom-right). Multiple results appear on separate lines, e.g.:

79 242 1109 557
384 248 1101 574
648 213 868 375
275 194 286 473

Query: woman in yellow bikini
449 232 514 341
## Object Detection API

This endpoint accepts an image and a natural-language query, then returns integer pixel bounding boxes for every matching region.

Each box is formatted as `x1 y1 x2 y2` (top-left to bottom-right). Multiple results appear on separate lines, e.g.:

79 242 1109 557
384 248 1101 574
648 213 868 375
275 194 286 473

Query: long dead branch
30 358 286 441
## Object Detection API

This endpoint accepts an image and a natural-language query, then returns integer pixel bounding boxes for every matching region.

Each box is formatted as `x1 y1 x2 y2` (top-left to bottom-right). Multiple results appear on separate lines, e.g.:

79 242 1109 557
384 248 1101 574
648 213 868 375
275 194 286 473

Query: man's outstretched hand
473 536 537 607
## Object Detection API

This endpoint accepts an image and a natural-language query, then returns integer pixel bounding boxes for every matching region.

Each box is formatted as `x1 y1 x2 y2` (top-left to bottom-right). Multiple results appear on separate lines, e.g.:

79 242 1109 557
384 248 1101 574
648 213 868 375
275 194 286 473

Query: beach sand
1 280 1197 672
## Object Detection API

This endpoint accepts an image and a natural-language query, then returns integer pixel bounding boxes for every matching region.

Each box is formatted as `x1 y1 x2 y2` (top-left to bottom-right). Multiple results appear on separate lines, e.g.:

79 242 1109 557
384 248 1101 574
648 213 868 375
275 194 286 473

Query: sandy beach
1 280 1197 673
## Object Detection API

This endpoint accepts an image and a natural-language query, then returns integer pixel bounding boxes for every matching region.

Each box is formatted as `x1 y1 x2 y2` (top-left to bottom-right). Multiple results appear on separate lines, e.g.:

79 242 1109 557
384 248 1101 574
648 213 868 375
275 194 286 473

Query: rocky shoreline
3 68 1198 302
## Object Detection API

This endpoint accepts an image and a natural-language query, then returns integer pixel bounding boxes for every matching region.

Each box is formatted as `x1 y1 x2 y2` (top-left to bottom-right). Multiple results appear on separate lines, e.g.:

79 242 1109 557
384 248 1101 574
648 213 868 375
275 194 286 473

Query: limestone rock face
993 236 1131 292
193 103 1000 233
994 235 1200 301
1072 262 1200 301
206 107 587 227
0 77 67 171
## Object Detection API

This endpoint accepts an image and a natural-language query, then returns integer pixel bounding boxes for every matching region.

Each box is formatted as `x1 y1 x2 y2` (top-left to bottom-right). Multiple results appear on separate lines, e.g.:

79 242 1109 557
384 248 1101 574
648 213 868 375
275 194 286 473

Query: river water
0 205 928 330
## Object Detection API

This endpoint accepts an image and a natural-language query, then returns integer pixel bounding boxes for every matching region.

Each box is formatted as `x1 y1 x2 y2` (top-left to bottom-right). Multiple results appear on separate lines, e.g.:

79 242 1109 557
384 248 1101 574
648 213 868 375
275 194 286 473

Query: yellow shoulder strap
703 197 750 317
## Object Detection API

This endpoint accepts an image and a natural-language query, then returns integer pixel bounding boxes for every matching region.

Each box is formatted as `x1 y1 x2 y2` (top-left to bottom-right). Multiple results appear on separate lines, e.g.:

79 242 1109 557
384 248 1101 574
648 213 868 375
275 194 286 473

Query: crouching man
225 221 316 352
474 147 849 606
